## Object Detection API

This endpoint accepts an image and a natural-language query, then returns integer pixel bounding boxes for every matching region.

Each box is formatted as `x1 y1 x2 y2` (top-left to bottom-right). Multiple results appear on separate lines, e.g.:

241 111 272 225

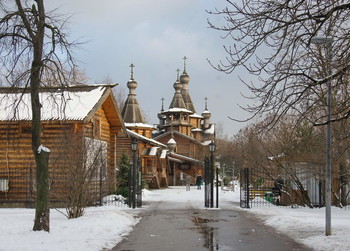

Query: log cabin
0 84 126 207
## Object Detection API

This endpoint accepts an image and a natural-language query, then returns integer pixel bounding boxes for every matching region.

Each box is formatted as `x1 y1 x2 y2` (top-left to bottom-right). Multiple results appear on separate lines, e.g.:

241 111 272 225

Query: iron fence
240 167 324 208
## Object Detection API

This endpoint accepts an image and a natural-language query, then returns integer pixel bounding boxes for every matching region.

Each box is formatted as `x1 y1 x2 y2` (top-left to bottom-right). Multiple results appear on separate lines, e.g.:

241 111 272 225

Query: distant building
118 58 215 188
153 57 215 185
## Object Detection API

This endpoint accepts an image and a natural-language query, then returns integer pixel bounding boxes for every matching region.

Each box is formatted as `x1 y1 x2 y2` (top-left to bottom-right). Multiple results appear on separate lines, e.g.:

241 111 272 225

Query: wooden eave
84 87 127 135
154 130 203 145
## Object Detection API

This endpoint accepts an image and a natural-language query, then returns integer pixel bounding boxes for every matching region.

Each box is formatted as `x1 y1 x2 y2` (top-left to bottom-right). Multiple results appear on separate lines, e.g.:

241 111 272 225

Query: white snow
0 87 106 121
149 147 159 156
204 123 215 134
1 186 350 250
162 108 193 113
124 123 155 129
167 138 176 144
126 129 167 148
37 145 50 154
189 113 204 118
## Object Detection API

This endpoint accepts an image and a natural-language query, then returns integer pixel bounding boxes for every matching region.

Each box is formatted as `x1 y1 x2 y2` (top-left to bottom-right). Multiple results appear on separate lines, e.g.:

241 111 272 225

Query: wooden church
117 57 215 188
153 57 215 185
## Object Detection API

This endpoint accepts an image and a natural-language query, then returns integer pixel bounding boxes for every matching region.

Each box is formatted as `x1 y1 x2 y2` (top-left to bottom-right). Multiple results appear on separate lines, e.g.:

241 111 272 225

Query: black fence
240 167 323 208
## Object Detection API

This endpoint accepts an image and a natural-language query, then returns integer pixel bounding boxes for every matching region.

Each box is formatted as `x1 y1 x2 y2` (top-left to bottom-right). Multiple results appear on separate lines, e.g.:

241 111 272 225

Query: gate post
245 168 250 209
204 156 209 208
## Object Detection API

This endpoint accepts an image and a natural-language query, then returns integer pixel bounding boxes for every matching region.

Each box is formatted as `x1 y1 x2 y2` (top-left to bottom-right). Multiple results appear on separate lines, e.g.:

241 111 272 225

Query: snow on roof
191 128 202 132
168 152 203 165
149 147 159 156
167 138 176 144
204 123 215 135
202 140 212 146
162 108 193 113
160 149 168 159
0 87 106 121
190 113 203 118
124 123 156 129
126 129 166 148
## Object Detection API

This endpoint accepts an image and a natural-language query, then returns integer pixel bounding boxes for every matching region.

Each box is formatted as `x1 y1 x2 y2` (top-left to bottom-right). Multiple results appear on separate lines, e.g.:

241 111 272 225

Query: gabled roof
126 129 166 148
0 84 121 123
168 152 203 165
153 130 203 145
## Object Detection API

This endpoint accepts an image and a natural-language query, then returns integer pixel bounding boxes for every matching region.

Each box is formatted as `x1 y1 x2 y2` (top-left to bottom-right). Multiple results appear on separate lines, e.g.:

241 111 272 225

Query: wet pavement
110 201 310 251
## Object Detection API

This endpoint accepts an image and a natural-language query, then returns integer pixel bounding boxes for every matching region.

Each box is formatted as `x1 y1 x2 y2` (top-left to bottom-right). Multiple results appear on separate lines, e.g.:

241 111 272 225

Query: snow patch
37 145 50 154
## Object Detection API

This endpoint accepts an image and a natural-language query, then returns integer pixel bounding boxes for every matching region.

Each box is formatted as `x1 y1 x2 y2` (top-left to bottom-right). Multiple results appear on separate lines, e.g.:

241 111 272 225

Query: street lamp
216 164 220 208
131 139 138 209
310 36 333 236
209 141 216 208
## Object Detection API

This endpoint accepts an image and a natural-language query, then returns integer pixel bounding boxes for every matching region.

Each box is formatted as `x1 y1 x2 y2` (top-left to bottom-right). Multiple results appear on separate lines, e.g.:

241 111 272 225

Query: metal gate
240 167 323 208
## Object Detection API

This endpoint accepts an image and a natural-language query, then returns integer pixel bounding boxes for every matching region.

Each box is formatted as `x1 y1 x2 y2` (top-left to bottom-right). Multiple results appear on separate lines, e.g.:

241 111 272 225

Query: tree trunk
33 150 50 231
25 0 50 232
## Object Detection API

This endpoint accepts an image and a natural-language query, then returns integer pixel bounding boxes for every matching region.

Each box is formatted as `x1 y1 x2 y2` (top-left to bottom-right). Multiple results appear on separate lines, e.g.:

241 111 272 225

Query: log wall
0 105 118 207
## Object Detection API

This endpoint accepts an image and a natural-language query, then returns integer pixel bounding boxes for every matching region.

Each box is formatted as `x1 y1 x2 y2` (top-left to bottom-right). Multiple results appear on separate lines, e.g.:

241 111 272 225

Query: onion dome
167 138 177 152
169 69 186 109
202 109 211 120
121 64 146 123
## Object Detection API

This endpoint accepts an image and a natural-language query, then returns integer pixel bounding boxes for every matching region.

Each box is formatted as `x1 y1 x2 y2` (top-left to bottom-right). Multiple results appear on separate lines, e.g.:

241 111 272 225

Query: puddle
192 216 219 250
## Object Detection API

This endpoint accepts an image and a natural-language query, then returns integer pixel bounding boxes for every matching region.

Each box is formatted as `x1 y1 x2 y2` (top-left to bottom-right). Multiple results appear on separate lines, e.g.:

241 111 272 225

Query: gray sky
47 0 254 137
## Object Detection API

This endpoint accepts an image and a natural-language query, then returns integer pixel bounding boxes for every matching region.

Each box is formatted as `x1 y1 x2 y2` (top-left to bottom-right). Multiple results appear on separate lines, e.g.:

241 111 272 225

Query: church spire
169 69 186 109
180 56 196 113
121 64 146 123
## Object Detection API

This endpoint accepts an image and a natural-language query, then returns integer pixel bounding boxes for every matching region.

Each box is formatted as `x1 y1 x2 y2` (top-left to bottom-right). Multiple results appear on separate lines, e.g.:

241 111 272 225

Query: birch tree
0 0 76 231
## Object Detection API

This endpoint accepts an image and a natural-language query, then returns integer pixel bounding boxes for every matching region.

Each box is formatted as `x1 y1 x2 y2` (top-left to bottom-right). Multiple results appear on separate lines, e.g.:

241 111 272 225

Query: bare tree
233 118 328 207
51 130 108 219
0 0 76 231
208 0 350 128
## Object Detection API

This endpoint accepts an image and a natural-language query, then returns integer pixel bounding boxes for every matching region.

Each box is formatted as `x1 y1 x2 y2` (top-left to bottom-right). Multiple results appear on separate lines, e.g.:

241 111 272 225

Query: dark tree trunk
17 0 51 232
33 150 50 231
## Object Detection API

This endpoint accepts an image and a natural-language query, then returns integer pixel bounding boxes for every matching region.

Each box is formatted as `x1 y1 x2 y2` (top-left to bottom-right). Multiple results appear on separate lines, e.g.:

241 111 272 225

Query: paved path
111 200 310 251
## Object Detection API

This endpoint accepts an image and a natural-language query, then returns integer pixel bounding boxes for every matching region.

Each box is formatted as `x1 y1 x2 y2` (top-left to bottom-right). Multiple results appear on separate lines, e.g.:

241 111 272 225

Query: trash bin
264 192 274 203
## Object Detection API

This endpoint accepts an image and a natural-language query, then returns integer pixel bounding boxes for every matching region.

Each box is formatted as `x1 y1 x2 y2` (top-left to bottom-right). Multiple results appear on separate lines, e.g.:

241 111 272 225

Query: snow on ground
0 186 349 250
0 206 139 251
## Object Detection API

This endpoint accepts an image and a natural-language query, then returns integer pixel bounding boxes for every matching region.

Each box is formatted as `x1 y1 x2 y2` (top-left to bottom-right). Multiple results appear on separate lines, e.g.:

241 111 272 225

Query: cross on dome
183 56 187 72
130 63 135 80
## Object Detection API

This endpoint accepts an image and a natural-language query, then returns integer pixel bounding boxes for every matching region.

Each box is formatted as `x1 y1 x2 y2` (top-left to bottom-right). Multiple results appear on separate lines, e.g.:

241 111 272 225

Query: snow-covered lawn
0 186 349 250
0 206 139 251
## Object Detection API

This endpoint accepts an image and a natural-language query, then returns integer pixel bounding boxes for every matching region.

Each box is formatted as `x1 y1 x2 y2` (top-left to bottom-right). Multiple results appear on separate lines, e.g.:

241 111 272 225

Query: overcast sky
47 0 255 137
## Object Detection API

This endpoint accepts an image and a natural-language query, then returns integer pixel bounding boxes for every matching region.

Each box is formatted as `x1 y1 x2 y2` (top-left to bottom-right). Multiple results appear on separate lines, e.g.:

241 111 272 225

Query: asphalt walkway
111 199 310 251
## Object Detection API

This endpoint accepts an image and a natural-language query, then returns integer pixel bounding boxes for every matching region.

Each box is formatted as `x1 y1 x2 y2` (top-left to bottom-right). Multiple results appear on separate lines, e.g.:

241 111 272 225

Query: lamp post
310 36 333 236
216 164 219 208
209 141 216 208
137 157 142 208
131 139 138 209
